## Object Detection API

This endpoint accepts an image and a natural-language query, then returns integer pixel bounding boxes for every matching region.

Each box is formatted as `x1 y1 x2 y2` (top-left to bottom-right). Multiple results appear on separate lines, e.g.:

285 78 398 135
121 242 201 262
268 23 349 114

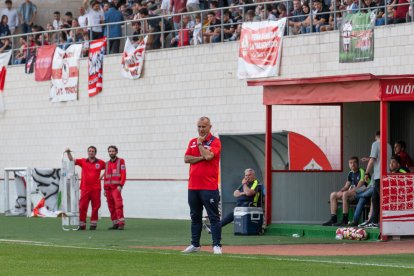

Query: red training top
185 133 221 190
75 158 106 190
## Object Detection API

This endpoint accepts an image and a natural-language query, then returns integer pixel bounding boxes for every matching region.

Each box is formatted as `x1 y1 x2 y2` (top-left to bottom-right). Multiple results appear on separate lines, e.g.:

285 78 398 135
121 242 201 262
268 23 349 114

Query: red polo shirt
75 158 105 190
185 133 221 190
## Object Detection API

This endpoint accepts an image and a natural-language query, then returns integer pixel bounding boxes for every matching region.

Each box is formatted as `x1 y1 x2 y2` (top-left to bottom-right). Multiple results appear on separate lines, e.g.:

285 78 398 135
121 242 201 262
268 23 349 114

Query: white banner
237 19 286 79
121 36 148 80
49 44 82 102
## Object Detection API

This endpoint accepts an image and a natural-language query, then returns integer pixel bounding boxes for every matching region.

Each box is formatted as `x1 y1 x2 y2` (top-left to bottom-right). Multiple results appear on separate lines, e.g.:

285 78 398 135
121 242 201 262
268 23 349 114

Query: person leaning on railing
320 0 343 32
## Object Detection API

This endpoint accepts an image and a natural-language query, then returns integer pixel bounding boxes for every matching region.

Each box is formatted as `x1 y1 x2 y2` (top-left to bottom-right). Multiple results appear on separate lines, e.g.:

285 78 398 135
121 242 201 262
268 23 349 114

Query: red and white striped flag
0 50 12 93
0 50 12 113
88 37 107 97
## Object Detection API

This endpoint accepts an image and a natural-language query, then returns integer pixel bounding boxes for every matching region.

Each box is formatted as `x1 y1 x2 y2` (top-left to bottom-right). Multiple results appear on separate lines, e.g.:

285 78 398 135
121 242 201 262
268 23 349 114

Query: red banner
35 45 56 81
381 79 414 101
88 37 107 97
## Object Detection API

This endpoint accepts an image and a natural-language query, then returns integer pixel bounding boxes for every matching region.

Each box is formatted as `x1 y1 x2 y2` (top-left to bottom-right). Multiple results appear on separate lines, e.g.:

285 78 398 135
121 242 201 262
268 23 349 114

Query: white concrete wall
1 22 413 217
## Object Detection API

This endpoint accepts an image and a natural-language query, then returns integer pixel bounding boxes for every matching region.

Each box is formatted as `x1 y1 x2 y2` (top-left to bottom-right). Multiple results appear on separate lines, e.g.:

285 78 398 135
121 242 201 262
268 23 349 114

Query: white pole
4 170 9 214
26 168 31 217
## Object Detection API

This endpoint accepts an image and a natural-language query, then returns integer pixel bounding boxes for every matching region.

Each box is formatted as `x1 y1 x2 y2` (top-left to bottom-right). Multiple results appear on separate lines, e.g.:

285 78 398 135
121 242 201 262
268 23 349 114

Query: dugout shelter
248 73 414 238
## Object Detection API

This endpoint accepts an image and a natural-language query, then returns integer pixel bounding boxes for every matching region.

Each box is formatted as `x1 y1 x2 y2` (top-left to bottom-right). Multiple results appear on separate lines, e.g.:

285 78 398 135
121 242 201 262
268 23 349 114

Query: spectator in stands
228 22 241 41
0 15 11 38
103 2 110 12
105 2 124 54
219 168 262 228
131 21 142 44
160 0 171 15
18 0 37 34
203 11 219 43
138 7 161 49
302 0 329 33
186 0 199 19
191 13 202 45
83 0 105 40
131 1 143 20
52 11 63 30
65 11 73 26
362 0 378 13
376 4 394 25
1 0 18 34
345 0 359 14
229 3 243 22
322 156 368 226
389 0 409 24
210 1 221 20
320 0 342 32
31 24 45 45
78 6 88 28
0 37 10 53
13 35 34 63
82 31 90 57
119 3 132 19
69 19 85 43
45 22 58 44
57 30 70 50
221 10 234 41
394 140 413 170
245 9 255 22
170 0 187 32
288 0 306 35
276 3 288 19
171 14 194 47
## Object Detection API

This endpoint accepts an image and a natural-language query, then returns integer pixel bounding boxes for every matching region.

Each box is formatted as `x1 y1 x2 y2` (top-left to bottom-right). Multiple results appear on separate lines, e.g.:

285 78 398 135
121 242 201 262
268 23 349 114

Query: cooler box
234 207 264 235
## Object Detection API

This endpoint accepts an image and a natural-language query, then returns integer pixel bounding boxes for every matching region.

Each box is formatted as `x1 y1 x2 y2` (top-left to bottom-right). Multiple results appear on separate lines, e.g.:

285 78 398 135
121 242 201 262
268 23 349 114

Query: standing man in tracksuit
183 116 222 254
65 146 105 230
104 145 127 230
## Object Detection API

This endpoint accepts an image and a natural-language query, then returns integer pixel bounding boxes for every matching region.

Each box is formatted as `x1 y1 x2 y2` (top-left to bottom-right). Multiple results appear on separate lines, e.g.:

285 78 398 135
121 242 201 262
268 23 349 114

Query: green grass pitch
0 216 414 275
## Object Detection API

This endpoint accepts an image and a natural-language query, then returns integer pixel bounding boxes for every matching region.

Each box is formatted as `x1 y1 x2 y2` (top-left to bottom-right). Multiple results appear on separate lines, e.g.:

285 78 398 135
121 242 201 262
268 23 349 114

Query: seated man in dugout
355 155 409 227
222 168 262 228
390 155 409 174
323 156 369 226
394 140 413 172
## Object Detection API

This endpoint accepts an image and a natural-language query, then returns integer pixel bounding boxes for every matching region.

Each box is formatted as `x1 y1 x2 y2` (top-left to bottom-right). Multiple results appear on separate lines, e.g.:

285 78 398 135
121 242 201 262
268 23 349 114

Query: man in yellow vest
220 168 262 228
104 145 127 230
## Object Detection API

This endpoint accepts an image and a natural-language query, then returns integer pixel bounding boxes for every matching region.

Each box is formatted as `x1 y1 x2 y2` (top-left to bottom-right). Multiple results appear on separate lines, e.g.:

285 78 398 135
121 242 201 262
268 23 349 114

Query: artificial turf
1 216 414 275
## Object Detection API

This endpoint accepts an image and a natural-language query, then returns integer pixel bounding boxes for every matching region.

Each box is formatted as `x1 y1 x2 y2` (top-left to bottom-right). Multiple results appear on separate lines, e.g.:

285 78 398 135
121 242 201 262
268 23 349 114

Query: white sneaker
213 246 222 255
181 245 200 253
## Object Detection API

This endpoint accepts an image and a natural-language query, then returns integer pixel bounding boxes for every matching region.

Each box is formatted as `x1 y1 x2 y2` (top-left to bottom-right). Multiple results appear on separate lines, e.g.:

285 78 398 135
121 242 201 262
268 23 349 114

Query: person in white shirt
52 11 63 30
78 6 88 28
1 0 18 34
83 0 104 39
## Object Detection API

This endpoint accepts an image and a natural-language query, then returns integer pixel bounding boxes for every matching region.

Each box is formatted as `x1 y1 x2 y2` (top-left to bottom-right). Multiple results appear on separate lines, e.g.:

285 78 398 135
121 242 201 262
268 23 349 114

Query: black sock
343 213 348 223
331 214 337 223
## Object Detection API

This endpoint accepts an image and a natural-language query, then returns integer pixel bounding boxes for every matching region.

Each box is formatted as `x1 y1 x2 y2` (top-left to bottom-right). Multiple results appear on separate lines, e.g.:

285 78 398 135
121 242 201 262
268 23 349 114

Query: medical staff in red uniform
66 146 105 230
104 145 127 230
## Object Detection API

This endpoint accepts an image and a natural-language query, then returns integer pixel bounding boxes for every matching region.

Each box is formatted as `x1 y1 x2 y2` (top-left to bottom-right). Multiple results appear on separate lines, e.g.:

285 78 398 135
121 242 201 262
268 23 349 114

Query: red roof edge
247 74 414 87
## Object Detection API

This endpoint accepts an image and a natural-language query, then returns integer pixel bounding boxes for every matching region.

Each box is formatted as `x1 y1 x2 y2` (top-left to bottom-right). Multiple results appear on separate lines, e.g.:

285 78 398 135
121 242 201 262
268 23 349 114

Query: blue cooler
234 207 264 235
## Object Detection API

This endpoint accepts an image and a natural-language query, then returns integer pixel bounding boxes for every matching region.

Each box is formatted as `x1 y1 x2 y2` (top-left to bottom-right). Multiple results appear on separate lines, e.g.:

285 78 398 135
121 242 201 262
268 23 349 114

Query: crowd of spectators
0 0 412 61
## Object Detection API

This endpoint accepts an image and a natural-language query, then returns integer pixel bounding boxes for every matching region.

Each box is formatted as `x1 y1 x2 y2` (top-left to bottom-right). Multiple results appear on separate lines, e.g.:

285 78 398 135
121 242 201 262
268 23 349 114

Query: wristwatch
197 142 203 146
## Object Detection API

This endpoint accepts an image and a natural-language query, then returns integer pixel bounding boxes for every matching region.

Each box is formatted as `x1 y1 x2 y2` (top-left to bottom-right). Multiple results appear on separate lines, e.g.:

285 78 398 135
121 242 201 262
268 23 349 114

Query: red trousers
79 189 101 226
105 185 125 226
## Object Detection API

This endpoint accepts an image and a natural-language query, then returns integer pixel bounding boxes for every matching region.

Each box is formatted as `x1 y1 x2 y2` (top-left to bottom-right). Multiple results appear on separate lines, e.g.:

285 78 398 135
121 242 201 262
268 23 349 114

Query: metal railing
1 0 413 64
